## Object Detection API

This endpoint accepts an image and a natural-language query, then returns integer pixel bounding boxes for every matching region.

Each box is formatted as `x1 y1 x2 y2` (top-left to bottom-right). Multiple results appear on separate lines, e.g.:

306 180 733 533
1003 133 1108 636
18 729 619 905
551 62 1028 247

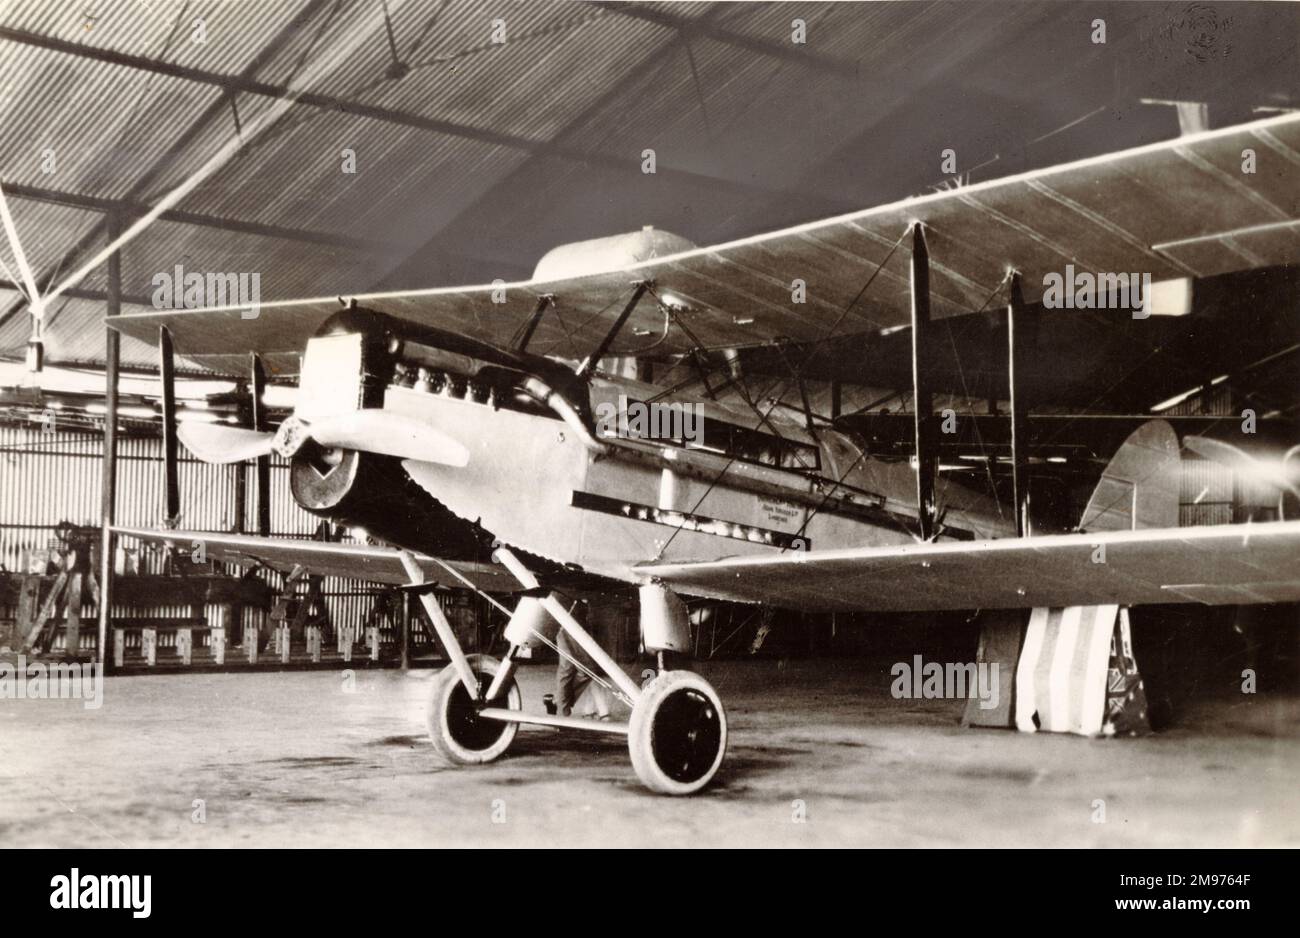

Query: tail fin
1078 420 1180 531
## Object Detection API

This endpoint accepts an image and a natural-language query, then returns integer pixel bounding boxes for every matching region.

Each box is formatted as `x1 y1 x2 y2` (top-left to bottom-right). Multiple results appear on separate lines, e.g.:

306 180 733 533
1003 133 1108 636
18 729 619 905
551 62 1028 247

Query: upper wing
116 526 516 592
637 520 1300 613
109 113 1300 374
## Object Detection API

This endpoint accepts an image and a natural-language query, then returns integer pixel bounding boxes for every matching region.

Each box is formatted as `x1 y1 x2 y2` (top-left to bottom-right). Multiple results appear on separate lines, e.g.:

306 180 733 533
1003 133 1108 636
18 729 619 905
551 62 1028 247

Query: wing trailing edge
107 113 1300 375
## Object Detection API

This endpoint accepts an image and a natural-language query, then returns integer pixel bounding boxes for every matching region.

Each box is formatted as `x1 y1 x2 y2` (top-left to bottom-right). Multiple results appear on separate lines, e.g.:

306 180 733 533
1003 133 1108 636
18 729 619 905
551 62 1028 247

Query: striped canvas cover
1015 604 1119 735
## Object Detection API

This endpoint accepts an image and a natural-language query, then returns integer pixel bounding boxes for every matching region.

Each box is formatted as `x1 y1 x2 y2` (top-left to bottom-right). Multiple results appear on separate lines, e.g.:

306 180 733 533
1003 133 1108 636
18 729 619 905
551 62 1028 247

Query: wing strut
510 294 553 352
577 281 649 376
660 299 721 401
776 342 819 434
1007 272 1028 536
159 326 181 526
909 223 937 540
397 550 481 697
250 353 271 536
494 547 642 704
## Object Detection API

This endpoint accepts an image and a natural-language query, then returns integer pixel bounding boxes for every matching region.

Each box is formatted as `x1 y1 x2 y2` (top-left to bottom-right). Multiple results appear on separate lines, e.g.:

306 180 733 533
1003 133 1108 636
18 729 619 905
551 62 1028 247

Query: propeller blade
1184 436 1300 501
307 411 469 467
178 423 275 464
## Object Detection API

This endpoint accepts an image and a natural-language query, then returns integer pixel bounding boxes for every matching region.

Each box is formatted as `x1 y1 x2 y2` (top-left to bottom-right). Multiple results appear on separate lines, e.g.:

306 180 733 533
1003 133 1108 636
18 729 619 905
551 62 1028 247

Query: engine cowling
289 447 487 557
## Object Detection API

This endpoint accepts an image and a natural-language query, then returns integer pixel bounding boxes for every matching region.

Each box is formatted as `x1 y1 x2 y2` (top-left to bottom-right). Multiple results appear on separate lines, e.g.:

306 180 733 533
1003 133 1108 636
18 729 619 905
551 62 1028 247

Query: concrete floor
1 658 1296 847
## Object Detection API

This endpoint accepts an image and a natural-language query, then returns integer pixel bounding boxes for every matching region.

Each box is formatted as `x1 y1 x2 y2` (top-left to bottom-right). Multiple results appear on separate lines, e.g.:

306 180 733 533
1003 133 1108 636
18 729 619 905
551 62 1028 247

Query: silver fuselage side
383 368 1013 583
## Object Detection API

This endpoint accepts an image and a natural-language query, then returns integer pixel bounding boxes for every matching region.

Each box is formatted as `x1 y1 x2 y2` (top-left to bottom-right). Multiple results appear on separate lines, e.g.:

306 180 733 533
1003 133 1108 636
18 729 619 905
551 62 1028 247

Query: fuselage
287 308 1015 584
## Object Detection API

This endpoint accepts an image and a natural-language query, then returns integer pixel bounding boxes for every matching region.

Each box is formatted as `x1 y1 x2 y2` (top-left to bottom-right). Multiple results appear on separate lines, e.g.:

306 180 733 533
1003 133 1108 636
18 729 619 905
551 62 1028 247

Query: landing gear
628 670 727 795
427 654 520 765
401 548 729 794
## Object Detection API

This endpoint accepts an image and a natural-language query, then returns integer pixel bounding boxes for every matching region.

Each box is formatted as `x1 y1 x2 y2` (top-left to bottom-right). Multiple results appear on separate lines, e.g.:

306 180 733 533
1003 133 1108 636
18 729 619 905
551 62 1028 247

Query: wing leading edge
115 527 515 592
636 521 1300 613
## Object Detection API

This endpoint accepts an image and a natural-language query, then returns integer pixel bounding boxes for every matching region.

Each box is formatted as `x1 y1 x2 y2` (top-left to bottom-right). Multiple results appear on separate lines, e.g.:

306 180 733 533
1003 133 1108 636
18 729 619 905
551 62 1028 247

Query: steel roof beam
0 278 153 308
375 3 846 291
592 2 860 78
0 25 810 202
0 180 400 252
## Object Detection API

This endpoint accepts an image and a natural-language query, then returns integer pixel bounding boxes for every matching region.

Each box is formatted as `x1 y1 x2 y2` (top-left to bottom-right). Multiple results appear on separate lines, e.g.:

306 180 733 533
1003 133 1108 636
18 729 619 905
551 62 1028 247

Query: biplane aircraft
87 112 1300 794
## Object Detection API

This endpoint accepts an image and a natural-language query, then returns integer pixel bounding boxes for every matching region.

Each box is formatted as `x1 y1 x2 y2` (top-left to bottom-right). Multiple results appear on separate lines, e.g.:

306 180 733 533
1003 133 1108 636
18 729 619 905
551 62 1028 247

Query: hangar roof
0 0 1296 374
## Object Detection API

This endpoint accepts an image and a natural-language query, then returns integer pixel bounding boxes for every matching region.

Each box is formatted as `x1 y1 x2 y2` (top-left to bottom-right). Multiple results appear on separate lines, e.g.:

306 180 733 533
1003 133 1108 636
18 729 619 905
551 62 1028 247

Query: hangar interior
0 1 1296 845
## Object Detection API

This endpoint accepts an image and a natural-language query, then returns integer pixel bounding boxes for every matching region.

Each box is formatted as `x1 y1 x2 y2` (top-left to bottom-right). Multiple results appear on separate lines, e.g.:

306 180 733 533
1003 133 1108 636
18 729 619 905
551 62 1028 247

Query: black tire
426 654 520 765
628 670 727 795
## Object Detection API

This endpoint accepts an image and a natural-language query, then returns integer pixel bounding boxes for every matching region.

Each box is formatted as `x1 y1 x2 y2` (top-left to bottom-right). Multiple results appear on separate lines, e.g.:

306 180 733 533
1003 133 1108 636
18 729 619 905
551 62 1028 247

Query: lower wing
638 520 1300 613
115 526 515 592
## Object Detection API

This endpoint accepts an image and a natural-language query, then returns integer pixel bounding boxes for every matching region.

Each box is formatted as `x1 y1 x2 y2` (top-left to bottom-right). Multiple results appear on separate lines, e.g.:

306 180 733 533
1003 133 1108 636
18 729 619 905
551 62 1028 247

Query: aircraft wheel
628 670 727 795
427 654 520 765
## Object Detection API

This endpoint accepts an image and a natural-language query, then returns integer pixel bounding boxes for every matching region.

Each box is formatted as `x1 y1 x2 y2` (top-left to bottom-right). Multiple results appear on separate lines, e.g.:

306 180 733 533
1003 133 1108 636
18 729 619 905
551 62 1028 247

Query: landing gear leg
491 554 729 795
629 582 726 793
399 551 522 765
426 548 727 794
426 653 521 764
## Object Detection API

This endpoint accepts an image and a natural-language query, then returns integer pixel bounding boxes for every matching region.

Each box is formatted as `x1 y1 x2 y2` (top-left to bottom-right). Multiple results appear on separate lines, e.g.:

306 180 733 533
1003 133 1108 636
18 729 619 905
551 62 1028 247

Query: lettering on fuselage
758 498 801 527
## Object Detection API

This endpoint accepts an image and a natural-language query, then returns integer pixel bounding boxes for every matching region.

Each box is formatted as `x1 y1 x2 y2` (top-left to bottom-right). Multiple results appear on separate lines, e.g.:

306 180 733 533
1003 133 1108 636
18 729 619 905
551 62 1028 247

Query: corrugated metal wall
0 421 434 655
0 423 249 561
1180 454 1234 527
1167 384 1240 528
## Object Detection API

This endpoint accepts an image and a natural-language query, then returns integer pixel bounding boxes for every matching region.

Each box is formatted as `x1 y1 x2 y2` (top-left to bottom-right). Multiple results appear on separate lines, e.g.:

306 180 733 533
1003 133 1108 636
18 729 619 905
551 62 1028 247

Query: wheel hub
651 687 723 784
444 675 510 752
